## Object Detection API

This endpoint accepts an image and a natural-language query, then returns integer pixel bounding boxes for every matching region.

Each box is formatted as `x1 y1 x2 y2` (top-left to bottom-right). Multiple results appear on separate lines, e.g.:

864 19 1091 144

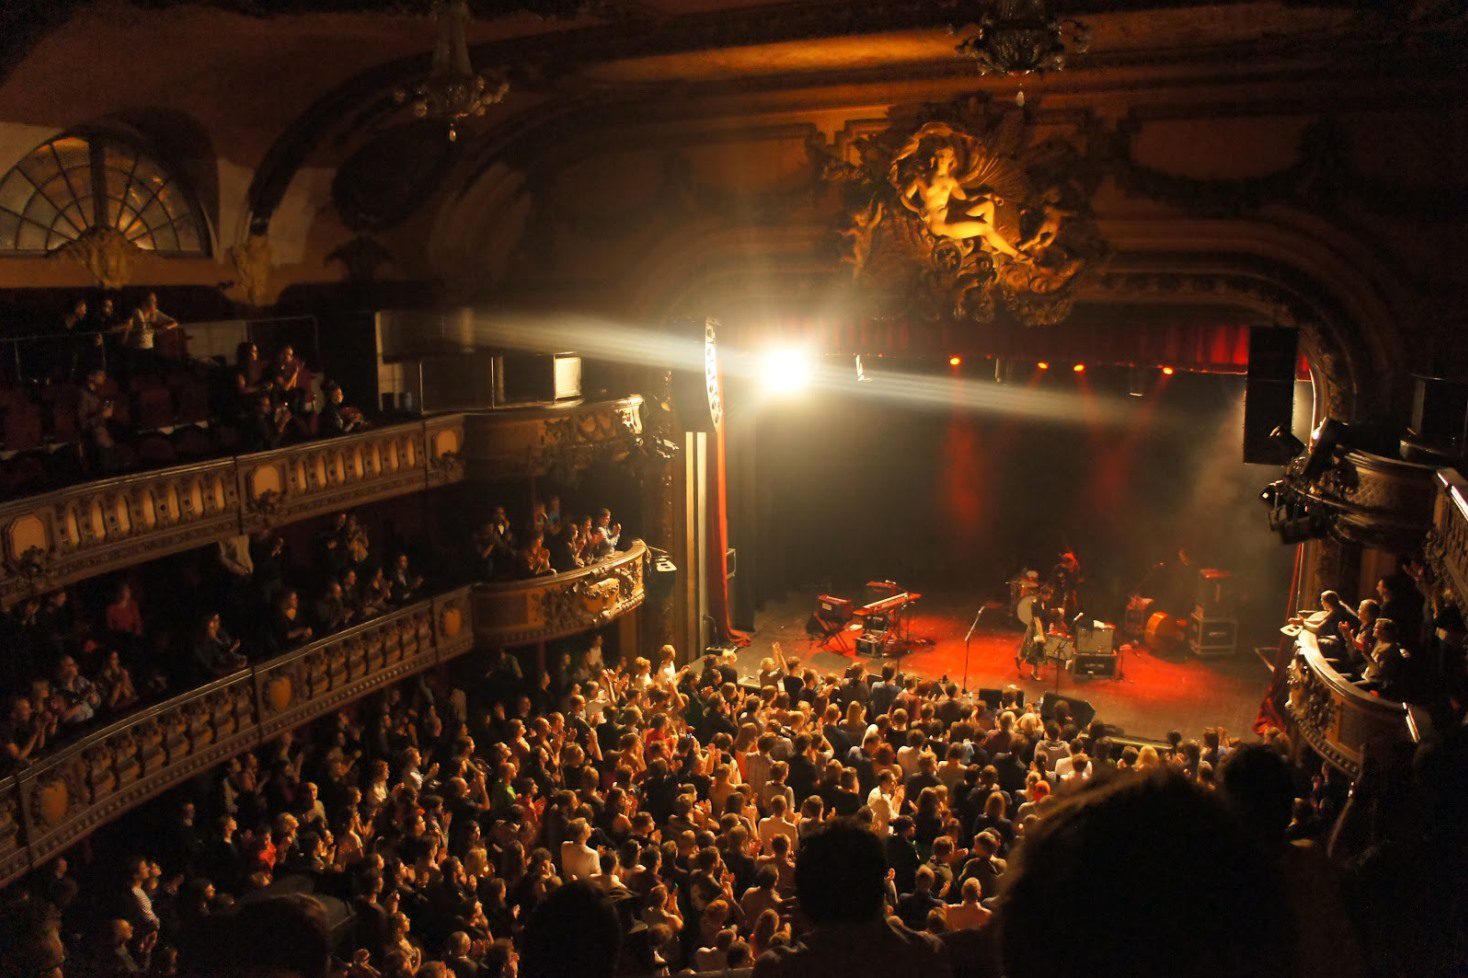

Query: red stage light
1072 363 1086 373
1161 366 1175 376
948 355 962 367
1036 361 1050 370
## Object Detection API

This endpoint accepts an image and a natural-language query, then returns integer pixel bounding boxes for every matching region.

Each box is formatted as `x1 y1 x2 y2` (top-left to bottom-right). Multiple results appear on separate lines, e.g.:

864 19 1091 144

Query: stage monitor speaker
978 687 1024 710
670 318 723 431
648 550 678 601
1073 652 1119 678
1243 326 1299 463
1040 692 1097 730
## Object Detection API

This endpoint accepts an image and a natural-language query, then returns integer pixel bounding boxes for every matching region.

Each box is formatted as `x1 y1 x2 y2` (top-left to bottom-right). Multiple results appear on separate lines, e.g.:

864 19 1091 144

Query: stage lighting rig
760 346 815 397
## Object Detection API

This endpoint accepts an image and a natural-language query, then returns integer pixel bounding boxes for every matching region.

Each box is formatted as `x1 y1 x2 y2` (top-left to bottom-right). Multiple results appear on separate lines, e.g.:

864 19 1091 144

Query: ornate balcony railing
0 587 474 888
1285 630 1410 777
461 396 643 481
0 416 466 607
1424 470 1468 621
471 539 647 646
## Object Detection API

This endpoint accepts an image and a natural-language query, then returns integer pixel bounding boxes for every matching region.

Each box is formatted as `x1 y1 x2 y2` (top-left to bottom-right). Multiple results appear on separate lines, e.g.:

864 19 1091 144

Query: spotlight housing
1036 361 1050 370
759 346 815 396
1161 366 1175 376
948 355 963 367
1072 363 1086 373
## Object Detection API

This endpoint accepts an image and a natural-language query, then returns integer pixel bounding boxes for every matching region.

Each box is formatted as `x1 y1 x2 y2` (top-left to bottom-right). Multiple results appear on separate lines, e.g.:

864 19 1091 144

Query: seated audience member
105 581 145 646
98 648 139 711
270 344 310 418
1338 598 1379 670
192 612 246 679
587 508 621 560
1376 574 1424 646
1 695 48 770
247 392 290 452
78 368 118 476
269 590 315 652
943 876 991 931
360 567 393 619
546 519 584 573
753 818 949 978
999 773 1289 978
311 581 355 634
320 382 366 436
389 553 424 604
1358 618 1414 700
517 531 554 579
51 655 101 729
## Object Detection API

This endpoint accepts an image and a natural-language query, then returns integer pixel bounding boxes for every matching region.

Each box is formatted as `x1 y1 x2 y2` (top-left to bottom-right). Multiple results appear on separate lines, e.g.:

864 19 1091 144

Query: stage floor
734 587 1273 742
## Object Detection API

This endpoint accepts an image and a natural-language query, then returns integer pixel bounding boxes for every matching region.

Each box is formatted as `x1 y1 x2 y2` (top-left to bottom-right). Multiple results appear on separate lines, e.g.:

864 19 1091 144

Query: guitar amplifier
1072 652 1118 678
1076 621 1115 655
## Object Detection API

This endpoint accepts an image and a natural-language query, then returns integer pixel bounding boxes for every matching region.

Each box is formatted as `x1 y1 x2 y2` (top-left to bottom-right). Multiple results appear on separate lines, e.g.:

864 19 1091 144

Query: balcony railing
1425 469 1468 621
1286 630 1410 777
472 539 648 646
0 586 474 888
461 396 643 480
0 415 466 607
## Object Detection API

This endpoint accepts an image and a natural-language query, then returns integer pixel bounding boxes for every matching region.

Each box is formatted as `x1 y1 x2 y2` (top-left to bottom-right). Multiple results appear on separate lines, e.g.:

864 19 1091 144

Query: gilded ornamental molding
1286 630 1409 778
1423 470 1468 622
0 416 467 607
461 397 644 481
0 587 474 888
472 539 646 646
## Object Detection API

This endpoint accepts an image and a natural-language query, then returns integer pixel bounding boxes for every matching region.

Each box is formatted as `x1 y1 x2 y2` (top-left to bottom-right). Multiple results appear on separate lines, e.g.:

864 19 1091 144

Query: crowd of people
0 510 428 777
1293 566 1465 706
2 294 368 487
470 501 624 581
6 634 1460 978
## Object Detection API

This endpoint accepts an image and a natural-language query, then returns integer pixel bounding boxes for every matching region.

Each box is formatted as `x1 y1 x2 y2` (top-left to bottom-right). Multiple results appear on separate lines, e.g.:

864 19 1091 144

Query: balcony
471 539 648 646
0 586 475 888
0 416 466 606
461 396 643 480
1425 470 1468 621
1286 630 1410 777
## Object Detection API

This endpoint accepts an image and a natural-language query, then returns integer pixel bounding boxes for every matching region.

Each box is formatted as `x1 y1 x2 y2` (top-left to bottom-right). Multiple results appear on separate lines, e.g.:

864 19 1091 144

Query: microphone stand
961 605 985 693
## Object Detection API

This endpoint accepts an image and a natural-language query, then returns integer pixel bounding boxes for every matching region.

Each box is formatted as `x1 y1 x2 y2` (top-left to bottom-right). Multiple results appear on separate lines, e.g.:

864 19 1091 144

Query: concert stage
735 587 1273 741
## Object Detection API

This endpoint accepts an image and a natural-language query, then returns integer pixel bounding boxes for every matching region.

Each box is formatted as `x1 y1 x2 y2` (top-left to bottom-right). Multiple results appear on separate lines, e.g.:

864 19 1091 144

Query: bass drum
1016 593 1041 625
1145 611 1182 650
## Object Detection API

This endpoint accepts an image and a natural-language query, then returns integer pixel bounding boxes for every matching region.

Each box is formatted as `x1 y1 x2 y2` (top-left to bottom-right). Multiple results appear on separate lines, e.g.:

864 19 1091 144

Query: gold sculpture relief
56 226 140 288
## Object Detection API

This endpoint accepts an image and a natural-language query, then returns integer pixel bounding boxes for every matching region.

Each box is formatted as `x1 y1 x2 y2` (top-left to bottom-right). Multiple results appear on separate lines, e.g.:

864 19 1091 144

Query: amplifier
816 595 853 627
1076 621 1115 655
1189 612 1237 657
1196 568 1234 614
1072 652 1118 678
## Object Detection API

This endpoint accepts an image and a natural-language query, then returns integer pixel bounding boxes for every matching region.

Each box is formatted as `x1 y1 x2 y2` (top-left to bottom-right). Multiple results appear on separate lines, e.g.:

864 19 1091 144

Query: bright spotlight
1161 365 1175 376
1072 363 1086 373
760 346 815 396
1036 361 1050 371
948 355 962 367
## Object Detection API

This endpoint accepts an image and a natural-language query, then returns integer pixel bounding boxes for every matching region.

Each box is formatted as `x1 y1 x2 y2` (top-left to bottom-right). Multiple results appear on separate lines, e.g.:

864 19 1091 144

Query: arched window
0 132 208 256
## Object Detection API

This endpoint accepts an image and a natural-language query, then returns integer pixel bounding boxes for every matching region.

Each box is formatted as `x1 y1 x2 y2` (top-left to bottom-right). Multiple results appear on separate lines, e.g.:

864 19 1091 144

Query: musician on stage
1048 552 1082 628
1016 586 1055 681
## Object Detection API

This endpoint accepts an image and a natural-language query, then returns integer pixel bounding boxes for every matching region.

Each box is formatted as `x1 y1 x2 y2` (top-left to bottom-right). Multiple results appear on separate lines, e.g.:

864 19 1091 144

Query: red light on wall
1072 363 1086 373
1161 366 1175 376
948 355 962 367
1036 361 1050 370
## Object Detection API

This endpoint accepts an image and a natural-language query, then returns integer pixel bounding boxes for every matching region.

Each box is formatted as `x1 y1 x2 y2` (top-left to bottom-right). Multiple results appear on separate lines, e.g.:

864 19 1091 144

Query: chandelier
395 0 509 141
954 0 1090 76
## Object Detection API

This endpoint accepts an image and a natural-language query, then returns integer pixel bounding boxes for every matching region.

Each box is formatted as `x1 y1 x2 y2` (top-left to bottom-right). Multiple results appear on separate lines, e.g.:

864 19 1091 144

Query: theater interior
0 2 1464 977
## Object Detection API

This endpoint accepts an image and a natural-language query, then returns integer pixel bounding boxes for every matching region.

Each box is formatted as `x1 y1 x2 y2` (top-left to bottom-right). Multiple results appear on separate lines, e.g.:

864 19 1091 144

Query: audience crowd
470 500 624 581
2 294 368 491
0 511 427 777
5 636 1460 978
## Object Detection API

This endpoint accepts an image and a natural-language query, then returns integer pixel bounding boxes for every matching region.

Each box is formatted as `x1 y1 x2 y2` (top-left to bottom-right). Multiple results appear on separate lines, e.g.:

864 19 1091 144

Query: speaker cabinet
1410 375 1468 450
1189 611 1238 657
1244 327 1299 463
1072 653 1119 678
979 687 1025 709
648 550 678 601
1039 692 1096 730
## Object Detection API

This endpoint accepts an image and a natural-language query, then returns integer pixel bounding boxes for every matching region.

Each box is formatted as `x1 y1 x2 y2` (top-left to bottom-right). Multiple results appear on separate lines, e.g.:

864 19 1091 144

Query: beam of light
454 310 1149 427
758 345 815 397
948 355 963 367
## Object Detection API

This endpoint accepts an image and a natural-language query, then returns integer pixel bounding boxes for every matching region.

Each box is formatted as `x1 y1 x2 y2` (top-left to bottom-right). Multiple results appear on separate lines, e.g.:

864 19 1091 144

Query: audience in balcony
470 503 627 582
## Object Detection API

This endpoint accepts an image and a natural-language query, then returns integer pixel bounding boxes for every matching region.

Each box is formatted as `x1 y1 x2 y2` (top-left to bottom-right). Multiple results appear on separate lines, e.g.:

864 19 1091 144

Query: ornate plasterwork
821 96 1106 327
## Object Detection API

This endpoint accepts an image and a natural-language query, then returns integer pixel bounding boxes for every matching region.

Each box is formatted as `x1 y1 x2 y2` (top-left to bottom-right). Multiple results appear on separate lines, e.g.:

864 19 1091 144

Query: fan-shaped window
0 133 207 256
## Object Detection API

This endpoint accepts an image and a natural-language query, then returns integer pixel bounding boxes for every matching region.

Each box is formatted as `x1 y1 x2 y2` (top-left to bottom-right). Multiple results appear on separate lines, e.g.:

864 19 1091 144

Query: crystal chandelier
954 0 1090 76
395 0 509 141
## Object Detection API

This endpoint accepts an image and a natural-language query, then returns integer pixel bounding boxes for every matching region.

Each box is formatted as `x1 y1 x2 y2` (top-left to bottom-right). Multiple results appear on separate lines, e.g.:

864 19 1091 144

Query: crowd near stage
733 583 1271 740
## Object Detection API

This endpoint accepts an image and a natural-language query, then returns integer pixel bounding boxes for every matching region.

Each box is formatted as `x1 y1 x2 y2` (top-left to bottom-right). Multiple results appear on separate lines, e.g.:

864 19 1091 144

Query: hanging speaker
670 317 723 432
648 549 678 601
1243 326 1299 464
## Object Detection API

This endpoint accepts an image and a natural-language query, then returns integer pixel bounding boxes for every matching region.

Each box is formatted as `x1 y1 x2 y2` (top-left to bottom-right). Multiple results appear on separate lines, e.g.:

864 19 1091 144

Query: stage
734 586 1274 742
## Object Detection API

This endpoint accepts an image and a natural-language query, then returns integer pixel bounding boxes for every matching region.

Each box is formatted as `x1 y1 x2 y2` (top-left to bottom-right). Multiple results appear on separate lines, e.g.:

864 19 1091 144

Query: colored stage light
948 355 962 367
1161 366 1175 376
1072 363 1086 373
1036 361 1050 370
759 345 815 396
